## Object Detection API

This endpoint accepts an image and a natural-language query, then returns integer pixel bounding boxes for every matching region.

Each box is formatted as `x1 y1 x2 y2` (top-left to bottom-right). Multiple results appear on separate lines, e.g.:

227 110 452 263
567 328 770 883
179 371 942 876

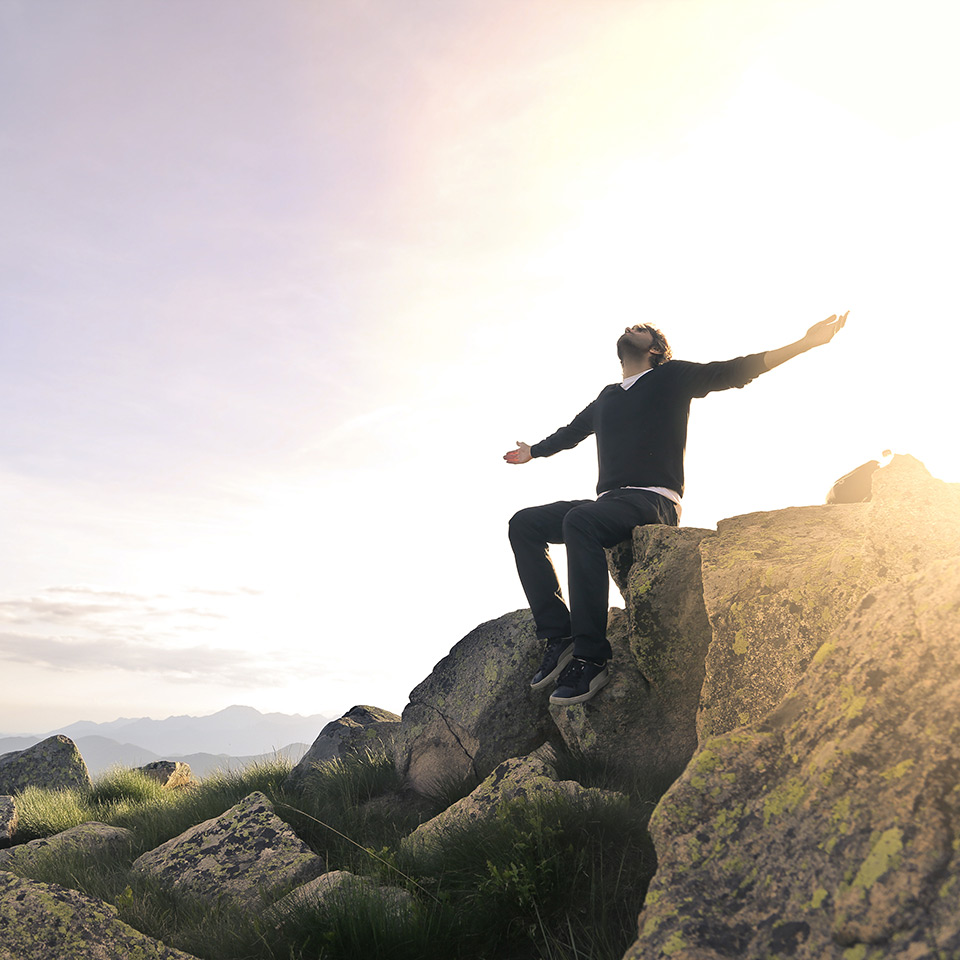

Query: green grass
6 748 659 960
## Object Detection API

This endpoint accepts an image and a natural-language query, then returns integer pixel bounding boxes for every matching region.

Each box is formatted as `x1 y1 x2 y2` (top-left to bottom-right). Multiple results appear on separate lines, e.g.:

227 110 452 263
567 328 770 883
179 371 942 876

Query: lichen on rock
0 821 134 872
626 552 960 959
400 747 623 855
131 791 324 910
0 735 91 795
0 870 199 959
0 797 15 847
286 705 400 794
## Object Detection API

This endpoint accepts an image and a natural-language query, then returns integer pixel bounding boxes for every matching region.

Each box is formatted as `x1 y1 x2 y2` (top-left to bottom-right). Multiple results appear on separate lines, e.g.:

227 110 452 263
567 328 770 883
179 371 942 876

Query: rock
401 748 622 855
0 797 15 847
625 554 960 959
0 735 91 795
393 610 554 795
697 501 874 741
131 791 324 910
137 761 194 789
0 822 134 871
273 868 415 919
551 526 714 788
697 455 960 741
286 705 400 793
0 870 198 959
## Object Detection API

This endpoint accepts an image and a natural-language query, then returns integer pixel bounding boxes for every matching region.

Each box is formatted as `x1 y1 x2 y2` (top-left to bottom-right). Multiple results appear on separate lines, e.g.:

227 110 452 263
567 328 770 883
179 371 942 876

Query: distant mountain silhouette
0 705 331 761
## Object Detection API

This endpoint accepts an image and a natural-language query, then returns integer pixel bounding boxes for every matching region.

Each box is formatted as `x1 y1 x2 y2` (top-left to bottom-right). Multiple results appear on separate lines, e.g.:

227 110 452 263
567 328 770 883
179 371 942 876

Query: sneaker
549 657 610 705
530 637 574 690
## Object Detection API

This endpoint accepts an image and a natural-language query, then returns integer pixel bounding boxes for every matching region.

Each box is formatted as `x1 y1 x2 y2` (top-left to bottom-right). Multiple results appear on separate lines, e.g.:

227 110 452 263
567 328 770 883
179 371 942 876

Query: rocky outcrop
0 822 133 872
131 791 324 910
401 748 622 855
393 610 553 795
698 455 960 741
623 456 960 959
273 869 415 919
0 797 14 847
551 526 714 786
286 705 400 793
0 735 91 794
0 871 199 959
627 554 960 959
137 761 194 789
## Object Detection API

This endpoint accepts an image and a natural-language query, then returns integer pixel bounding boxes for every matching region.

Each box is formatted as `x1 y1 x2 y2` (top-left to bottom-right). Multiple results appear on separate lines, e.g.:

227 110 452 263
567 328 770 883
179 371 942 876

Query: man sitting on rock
504 312 848 706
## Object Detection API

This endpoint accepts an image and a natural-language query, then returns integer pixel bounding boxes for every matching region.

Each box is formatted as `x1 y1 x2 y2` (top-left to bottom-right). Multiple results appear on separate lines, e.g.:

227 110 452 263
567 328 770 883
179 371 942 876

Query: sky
2 0 959 734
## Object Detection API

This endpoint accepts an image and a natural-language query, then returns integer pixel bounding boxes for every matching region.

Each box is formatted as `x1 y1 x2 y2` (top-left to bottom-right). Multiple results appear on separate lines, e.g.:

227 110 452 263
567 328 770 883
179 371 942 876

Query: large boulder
401 748 622 856
392 610 553 795
697 455 960 741
0 870 198 959
551 526 714 788
0 797 14 847
131 791 324 910
286 705 400 793
0 735 91 794
0 822 133 871
625 553 960 958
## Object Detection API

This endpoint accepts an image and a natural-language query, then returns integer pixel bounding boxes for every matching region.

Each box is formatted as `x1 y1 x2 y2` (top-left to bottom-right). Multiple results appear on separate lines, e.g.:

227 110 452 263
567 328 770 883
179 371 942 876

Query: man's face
617 325 662 360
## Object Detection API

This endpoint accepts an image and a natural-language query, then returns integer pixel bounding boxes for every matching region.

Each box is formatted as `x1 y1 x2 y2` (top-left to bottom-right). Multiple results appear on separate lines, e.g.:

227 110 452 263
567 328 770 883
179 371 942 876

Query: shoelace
557 658 587 683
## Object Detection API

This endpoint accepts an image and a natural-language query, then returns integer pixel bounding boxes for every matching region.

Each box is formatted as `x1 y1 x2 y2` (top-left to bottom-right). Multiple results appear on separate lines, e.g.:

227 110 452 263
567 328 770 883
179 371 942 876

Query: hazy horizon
3 0 959 733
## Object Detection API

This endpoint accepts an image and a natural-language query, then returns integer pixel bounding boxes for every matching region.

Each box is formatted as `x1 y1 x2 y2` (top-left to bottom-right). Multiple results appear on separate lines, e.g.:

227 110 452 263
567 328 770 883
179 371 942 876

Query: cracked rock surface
132 791 324 910
0 870 198 960
392 610 553 795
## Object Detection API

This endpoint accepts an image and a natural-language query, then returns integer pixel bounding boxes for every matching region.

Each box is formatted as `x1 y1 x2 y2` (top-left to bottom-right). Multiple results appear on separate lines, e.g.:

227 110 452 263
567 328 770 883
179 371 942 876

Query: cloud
0 630 313 687
0 588 236 636
0 585 298 686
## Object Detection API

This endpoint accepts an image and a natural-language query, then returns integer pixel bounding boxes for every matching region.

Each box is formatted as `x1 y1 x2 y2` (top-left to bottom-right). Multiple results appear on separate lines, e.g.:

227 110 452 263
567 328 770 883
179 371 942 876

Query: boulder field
2 454 958 959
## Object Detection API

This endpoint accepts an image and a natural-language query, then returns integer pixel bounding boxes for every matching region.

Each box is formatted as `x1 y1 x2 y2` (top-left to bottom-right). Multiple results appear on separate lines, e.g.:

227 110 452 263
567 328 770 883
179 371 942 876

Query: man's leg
562 490 678 662
548 490 677 705
508 500 592 641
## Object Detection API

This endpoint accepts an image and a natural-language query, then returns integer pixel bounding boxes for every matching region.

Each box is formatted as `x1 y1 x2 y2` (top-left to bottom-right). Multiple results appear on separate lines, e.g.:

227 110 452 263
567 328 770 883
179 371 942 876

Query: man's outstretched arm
763 311 848 371
504 399 598 465
504 441 532 464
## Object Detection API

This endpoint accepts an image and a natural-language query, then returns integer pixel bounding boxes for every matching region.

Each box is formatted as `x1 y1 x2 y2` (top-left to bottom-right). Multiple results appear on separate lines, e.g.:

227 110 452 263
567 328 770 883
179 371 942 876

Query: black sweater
530 353 769 496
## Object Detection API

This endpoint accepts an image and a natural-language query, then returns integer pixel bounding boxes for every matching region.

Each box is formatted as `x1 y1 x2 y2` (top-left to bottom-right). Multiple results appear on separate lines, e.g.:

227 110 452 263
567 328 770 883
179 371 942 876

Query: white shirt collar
620 368 653 390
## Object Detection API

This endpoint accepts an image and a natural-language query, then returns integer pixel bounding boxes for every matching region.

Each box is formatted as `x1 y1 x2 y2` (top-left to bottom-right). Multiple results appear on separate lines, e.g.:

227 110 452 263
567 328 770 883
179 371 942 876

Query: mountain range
0 705 332 778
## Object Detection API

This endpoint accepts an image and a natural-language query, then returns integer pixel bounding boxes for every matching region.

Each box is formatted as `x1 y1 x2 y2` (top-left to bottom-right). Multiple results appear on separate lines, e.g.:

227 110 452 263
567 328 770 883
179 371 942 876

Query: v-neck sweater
530 353 768 497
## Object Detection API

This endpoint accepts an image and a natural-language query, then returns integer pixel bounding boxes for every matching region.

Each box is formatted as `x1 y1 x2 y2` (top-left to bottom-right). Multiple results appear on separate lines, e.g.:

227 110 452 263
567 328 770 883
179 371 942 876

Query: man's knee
508 507 537 542
561 504 598 541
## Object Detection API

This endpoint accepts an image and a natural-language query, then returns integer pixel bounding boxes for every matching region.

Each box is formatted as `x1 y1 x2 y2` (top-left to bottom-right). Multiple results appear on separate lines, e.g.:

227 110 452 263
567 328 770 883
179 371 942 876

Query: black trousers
508 489 679 662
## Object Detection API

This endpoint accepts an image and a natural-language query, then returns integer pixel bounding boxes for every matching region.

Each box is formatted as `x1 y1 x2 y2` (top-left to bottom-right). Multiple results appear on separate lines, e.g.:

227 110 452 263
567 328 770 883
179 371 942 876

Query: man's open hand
504 441 532 464
804 311 848 348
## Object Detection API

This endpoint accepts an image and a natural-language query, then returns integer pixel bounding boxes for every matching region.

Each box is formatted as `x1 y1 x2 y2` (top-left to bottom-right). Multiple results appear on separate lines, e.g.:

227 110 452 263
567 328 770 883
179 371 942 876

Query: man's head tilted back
616 324 672 367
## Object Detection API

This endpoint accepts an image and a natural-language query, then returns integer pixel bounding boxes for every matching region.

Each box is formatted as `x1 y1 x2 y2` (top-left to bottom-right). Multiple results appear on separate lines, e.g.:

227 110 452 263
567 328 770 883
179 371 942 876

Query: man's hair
617 324 672 366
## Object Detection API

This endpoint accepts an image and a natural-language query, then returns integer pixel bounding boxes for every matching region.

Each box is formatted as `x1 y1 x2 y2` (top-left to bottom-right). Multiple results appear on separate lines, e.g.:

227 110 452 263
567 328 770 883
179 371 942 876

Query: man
504 312 848 706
